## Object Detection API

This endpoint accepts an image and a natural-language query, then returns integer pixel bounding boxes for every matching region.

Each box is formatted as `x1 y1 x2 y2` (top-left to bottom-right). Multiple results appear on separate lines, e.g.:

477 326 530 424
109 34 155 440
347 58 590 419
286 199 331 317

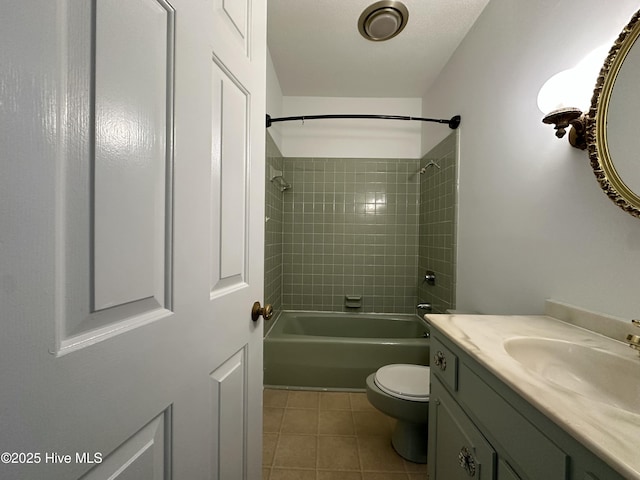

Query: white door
0 1 266 479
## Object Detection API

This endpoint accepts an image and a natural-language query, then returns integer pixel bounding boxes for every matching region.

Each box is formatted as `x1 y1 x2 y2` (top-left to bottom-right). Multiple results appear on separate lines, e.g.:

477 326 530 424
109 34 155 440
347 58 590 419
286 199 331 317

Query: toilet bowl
365 364 430 463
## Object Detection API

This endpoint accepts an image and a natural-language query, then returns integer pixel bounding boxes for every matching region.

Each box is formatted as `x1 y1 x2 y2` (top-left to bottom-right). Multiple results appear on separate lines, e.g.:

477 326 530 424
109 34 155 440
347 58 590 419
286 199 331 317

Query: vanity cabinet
430 376 496 479
428 332 626 480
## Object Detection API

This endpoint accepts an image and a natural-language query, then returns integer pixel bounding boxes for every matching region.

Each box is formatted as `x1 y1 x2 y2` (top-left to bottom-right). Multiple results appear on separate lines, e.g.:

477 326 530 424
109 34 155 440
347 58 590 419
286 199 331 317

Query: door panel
57 0 175 353
211 348 248 479
214 0 250 56
93 0 172 312
211 59 249 292
80 411 170 480
0 0 265 478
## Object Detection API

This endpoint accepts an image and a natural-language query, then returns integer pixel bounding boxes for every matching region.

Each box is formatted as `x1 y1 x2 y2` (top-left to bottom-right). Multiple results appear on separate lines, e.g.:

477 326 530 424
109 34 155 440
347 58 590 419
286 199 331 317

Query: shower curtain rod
265 113 461 129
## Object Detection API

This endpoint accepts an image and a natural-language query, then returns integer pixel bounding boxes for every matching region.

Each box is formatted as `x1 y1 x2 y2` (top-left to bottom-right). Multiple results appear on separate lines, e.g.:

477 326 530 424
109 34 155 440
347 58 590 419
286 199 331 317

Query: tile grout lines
263 389 428 479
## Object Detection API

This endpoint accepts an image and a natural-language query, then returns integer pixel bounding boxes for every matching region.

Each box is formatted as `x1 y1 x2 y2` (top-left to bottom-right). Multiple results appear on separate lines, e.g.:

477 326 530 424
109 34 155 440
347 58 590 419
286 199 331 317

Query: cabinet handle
434 350 447 370
458 446 476 477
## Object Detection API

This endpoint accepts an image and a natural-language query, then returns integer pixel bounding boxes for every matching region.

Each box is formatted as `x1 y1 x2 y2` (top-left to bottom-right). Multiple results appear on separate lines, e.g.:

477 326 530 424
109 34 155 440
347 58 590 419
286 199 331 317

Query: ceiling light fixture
358 1 409 42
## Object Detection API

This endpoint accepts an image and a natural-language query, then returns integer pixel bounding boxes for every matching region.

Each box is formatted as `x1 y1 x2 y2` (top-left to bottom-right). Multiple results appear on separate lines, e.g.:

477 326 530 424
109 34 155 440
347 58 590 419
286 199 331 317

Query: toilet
365 364 430 463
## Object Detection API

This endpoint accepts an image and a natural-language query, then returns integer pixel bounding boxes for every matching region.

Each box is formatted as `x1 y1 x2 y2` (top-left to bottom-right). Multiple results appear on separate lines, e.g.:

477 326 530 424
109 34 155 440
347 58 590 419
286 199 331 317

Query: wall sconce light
538 44 610 151
541 107 587 150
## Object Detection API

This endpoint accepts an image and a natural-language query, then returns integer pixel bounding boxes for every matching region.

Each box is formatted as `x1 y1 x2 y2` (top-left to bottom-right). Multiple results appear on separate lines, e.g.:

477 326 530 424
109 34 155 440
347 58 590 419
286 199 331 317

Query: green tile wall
417 132 458 313
264 133 284 332
263 132 458 316
280 157 421 313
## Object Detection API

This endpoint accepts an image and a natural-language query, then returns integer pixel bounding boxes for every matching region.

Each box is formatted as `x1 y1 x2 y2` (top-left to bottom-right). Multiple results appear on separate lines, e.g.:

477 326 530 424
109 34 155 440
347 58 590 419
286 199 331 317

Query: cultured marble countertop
425 313 640 480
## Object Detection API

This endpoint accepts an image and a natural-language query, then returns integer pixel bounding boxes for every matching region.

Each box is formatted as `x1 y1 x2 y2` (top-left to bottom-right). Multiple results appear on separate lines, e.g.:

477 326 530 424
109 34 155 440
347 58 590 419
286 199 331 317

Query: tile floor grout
263 388 428 480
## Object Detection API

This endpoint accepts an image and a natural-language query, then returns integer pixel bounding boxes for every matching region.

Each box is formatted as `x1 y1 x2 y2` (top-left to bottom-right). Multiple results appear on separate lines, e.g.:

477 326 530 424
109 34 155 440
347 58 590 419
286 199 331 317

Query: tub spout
416 303 432 312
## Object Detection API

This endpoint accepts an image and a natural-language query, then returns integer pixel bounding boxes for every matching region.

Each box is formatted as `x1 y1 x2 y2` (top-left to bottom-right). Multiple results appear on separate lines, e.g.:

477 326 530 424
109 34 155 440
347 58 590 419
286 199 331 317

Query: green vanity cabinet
428 331 626 480
430 376 496 479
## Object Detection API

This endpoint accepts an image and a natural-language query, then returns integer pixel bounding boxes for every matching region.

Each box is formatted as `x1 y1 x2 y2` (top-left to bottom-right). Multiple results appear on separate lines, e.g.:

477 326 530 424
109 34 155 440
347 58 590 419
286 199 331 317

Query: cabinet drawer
458 365 569 479
431 336 458 391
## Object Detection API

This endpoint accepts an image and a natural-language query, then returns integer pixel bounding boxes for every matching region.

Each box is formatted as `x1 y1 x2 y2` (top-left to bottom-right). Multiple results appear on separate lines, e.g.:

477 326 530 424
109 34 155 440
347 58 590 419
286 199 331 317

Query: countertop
425 313 640 480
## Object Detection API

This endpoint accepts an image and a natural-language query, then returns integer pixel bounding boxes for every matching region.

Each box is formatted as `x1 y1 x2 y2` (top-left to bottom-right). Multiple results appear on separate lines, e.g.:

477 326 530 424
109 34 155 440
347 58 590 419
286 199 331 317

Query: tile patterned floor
263 389 428 480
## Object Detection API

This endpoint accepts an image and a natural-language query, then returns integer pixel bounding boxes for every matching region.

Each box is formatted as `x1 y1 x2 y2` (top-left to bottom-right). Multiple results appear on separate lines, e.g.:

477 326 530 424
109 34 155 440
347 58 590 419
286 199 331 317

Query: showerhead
419 160 441 174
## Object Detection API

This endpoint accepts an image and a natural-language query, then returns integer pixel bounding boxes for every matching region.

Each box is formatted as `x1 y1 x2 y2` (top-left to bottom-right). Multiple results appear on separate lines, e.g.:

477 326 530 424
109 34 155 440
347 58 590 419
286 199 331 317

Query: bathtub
263 311 430 390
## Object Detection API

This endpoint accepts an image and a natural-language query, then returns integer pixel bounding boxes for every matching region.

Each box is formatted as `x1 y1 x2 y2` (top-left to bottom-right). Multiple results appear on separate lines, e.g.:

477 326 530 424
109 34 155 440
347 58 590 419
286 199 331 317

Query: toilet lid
374 364 430 402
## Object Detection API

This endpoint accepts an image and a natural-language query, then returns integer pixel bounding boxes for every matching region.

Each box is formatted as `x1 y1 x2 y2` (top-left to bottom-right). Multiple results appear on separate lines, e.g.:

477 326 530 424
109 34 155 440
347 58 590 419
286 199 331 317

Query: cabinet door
429 377 496 479
498 459 522 480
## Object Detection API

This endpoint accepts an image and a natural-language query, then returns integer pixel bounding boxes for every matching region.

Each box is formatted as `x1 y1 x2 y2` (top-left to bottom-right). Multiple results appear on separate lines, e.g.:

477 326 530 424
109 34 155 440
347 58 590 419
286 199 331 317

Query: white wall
421 0 640 319
272 96 423 158
266 48 284 151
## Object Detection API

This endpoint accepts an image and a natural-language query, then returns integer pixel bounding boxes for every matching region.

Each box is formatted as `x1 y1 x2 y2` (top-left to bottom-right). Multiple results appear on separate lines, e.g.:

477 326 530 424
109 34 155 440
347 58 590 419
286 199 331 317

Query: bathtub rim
265 309 430 339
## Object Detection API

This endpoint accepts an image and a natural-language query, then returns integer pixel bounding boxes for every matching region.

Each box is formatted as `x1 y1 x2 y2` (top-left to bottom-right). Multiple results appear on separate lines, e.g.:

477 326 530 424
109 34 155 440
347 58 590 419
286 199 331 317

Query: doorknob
251 301 273 321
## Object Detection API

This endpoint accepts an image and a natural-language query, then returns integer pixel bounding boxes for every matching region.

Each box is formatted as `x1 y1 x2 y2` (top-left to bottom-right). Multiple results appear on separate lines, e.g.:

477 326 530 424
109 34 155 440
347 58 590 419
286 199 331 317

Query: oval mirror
587 10 640 218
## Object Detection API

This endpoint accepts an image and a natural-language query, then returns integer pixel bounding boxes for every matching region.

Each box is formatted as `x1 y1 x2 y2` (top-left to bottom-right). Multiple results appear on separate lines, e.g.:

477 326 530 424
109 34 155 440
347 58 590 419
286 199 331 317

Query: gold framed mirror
587 10 640 218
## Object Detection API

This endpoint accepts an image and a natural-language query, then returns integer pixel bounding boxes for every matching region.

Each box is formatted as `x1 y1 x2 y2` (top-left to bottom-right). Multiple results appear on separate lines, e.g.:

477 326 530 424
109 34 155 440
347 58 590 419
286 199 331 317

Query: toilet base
364 371 429 464
391 419 428 464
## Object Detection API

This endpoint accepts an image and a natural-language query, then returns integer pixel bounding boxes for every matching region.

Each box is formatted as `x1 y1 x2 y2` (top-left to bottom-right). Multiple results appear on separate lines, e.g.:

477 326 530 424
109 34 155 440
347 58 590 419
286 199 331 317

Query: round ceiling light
358 1 409 42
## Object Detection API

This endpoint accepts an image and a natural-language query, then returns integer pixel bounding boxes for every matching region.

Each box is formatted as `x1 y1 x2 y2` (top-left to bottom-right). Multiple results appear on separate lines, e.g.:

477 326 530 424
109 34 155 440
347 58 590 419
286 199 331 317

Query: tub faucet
627 319 640 356
423 270 436 285
416 303 432 313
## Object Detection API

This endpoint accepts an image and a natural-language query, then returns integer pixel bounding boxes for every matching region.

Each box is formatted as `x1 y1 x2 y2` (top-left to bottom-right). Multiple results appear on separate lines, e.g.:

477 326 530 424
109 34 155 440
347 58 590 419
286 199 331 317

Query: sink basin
503 337 640 414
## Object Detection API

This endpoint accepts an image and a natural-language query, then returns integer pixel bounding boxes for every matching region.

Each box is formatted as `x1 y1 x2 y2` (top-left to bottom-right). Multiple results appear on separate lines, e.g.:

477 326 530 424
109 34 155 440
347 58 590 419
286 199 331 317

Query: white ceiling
267 0 490 98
